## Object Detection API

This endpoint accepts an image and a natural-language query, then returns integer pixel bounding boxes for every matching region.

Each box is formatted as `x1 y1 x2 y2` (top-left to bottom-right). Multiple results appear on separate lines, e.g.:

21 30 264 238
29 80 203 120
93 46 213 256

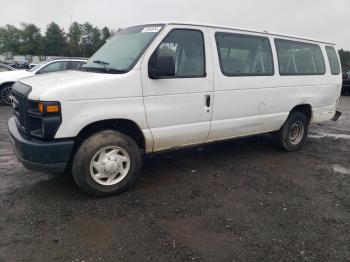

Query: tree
0 25 21 54
68 22 82 57
80 23 102 57
19 23 43 55
101 26 111 42
91 26 103 53
0 22 116 57
44 22 67 56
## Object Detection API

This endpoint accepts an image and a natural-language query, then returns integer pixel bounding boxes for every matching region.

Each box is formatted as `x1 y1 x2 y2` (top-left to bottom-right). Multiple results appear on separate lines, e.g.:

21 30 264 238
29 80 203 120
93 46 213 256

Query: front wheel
72 130 142 197
276 112 309 152
0 84 13 105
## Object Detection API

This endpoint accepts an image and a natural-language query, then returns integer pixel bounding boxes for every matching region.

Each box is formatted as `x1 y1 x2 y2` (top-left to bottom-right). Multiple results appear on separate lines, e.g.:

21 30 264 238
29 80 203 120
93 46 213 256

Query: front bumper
8 117 74 173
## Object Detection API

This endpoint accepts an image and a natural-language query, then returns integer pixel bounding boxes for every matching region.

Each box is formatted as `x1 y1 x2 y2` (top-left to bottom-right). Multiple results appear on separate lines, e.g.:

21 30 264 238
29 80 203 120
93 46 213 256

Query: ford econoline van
8 23 342 196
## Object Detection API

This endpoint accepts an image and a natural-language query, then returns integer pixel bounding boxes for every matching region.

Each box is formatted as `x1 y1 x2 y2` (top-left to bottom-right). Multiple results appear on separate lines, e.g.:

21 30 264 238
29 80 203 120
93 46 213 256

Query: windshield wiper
80 60 127 74
93 60 111 72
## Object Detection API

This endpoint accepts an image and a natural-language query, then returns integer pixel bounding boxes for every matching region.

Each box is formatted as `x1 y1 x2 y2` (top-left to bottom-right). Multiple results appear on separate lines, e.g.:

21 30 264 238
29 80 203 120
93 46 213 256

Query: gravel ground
0 97 349 262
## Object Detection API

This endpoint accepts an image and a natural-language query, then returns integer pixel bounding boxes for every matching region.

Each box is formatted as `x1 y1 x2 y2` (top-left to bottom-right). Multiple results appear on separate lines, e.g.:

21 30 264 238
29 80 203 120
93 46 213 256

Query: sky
0 0 349 50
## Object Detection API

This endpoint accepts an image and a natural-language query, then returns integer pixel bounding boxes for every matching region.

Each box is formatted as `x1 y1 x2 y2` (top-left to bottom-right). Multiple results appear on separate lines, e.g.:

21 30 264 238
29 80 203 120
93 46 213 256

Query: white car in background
0 58 86 105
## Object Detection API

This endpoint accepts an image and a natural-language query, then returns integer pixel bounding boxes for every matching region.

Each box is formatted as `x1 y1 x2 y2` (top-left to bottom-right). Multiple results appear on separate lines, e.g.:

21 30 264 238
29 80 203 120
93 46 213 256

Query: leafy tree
80 22 94 57
91 26 103 53
0 22 117 57
19 23 43 55
0 25 21 54
101 26 111 42
80 23 102 57
44 22 67 56
68 22 82 57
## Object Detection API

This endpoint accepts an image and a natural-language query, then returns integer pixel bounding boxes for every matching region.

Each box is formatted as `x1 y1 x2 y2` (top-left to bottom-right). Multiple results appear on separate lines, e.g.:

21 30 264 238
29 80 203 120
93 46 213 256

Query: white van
8 23 342 196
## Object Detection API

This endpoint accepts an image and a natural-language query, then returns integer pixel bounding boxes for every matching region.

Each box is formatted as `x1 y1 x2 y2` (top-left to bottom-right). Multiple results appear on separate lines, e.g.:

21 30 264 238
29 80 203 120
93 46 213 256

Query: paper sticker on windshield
141 27 162 33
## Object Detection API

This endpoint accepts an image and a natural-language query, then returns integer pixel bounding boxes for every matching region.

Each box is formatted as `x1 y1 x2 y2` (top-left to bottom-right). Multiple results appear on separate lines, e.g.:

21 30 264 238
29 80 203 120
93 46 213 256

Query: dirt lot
0 97 349 262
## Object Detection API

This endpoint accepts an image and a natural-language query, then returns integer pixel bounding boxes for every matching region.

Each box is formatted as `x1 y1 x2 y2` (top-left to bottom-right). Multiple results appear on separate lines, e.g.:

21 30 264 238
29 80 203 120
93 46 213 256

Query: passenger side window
275 39 325 75
150 29 205 78
215 32 274 76
38 61 68 74
325 46 340 75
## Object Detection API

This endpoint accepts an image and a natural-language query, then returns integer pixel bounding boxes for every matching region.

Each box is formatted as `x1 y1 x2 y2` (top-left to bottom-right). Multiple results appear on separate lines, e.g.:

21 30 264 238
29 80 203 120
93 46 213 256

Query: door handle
205 95 211 107
204 95 211 112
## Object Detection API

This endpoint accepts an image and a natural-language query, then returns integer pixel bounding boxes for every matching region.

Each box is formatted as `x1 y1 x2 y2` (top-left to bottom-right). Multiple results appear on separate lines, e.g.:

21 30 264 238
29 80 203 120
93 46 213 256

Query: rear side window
325 46 340 75
215 32 274 76
275 39 325 75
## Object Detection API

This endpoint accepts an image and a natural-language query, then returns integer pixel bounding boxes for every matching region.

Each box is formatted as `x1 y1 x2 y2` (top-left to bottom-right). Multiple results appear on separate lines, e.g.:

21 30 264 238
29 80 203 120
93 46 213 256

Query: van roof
143 22 335 46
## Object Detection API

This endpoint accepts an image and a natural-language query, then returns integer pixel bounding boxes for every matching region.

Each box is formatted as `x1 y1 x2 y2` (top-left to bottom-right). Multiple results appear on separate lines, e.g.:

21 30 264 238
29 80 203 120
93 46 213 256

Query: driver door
141 26 214 151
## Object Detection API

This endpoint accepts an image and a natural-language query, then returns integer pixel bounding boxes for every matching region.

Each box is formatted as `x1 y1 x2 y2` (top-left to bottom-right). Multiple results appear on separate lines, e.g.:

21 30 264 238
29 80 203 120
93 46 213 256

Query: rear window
325 46 340 75
275 39 325 75
215 32 274 76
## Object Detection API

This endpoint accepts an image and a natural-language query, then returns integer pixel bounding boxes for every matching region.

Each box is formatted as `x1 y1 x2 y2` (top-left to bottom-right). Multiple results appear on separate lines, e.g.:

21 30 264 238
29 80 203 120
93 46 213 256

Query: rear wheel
72 130 142 197
0 84 13 105
276 112 309 151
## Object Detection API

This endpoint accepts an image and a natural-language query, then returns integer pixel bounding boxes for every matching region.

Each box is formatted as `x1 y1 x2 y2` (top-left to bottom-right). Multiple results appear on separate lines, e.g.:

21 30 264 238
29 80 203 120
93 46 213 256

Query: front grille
12 88 29 134
11 82 61 140
11 82 36 136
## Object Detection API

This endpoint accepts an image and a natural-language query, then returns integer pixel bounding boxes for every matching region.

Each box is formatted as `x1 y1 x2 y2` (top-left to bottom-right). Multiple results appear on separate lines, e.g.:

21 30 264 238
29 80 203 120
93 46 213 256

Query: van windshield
81 25 164 74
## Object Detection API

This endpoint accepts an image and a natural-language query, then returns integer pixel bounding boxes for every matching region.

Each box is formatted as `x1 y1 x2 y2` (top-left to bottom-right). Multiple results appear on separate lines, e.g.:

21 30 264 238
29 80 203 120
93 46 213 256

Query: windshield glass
27 61 48 72
81 24 164 73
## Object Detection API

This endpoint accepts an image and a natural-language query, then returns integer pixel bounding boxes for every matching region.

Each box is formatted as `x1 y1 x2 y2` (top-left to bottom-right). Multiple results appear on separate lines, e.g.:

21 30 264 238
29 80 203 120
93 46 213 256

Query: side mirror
343 73 348 80
148 55 175 79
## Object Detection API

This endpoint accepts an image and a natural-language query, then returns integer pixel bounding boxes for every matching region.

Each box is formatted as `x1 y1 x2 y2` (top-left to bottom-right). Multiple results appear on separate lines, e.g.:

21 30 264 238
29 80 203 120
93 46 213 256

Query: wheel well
0 82 15 89
74 119 145 151
290 104 312 122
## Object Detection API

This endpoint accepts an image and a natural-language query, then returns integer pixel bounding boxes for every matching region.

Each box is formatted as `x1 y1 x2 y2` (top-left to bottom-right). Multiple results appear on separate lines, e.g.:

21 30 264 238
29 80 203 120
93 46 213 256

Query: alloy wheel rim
89 146 131 186
1 86 13 105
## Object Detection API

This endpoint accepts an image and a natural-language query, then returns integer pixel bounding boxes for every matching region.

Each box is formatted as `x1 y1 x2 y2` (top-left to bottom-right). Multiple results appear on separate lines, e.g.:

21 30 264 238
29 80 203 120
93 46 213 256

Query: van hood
21 70 97 89
20 70 128 101
0 70 32 83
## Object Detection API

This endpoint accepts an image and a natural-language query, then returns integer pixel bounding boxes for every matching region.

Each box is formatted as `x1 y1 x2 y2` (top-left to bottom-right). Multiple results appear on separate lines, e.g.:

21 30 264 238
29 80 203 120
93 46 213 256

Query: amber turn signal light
46 105 60 113
38 102 44 113
38 102 60 114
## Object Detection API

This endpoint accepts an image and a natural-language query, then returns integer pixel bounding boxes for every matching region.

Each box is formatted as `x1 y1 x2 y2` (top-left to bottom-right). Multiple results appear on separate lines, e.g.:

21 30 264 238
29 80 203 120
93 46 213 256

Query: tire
72 130 142 197
276 112 309 152
0 84 13 106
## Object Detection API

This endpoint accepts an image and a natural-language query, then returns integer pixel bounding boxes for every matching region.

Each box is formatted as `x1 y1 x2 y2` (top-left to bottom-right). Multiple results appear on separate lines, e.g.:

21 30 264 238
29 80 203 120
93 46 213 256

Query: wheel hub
89 146 131 186
289 121 304 145
105 159 120 174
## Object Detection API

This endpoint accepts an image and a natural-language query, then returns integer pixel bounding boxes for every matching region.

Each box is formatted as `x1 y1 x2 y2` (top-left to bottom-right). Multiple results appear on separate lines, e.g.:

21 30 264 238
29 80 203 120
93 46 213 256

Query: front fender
54 98 154 152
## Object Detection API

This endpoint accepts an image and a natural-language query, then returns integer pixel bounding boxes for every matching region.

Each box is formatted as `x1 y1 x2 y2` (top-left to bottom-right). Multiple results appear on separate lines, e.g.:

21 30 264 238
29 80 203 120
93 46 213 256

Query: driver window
39 61 67 74
155 29 205 78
